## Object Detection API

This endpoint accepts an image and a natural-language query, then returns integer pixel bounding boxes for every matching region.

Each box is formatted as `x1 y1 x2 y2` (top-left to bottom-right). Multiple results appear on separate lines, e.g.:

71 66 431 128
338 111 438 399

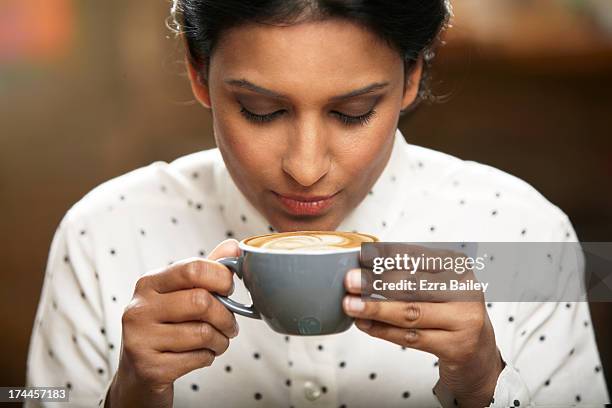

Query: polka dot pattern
25 128 608 407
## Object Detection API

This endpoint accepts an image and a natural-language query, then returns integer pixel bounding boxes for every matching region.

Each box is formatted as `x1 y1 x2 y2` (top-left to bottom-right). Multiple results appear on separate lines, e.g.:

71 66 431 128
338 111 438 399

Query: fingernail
229 280 235 296
348 269 361 290
231 321 240 338
346 296 365 312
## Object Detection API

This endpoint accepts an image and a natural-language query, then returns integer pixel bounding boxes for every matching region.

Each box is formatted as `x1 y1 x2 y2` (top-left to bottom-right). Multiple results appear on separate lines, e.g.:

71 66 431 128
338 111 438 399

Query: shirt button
304 380 321 401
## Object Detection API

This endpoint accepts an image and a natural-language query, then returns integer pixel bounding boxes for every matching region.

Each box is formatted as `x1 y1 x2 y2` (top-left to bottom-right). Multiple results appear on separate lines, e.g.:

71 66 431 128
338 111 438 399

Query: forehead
209 18 404 100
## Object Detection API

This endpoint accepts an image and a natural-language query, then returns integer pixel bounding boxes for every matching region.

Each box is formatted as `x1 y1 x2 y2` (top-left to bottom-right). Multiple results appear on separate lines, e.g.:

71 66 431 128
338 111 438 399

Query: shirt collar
215 128 414 241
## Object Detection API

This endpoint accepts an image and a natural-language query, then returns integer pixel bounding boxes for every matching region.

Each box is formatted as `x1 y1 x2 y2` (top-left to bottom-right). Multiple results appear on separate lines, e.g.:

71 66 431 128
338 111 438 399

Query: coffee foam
244 231 377 252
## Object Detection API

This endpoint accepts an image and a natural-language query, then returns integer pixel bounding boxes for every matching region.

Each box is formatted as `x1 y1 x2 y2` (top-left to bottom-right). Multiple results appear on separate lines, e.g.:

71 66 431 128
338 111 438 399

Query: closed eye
239 107 286 123
240 105 377 127
331 110 377 126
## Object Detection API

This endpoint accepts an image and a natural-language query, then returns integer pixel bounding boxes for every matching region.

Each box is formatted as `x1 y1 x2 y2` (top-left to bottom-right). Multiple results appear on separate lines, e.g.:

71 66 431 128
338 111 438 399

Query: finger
354 318 455 359
207 239 240 261
155 288 238 338
143 258 234 295
158 348 217 381
343 296 482 330
153 321 231 355
344 268 364 294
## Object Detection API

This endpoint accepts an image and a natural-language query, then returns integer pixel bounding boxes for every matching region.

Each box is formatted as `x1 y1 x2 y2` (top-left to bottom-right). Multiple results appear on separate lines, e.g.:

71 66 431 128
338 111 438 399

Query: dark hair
170 0 452 110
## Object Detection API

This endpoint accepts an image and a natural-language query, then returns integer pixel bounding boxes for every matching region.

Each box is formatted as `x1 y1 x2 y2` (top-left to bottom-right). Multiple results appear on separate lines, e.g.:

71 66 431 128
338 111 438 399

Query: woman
26 1 608 407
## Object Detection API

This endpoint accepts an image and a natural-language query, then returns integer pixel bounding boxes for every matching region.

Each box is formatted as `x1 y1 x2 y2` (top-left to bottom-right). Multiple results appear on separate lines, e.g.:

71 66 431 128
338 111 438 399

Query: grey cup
213 240 361 335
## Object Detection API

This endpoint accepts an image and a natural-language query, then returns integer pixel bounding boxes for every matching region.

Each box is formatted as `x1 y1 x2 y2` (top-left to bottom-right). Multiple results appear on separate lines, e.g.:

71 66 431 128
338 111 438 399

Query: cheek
336 111 398 182
212 86 399 193
213 108 284 186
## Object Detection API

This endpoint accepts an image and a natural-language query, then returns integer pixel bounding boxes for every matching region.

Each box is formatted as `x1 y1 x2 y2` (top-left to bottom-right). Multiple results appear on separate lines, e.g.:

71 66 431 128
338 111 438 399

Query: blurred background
1 0 611 395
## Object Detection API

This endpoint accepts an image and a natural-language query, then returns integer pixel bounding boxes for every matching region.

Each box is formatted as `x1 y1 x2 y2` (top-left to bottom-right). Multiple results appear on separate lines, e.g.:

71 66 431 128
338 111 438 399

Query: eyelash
239 107 284 124
239 106 377 126
333 110 377 126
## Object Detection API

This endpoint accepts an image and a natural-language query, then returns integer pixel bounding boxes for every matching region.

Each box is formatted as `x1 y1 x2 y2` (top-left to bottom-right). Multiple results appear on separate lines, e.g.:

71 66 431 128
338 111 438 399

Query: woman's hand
106 240 240 408
342 249 503 408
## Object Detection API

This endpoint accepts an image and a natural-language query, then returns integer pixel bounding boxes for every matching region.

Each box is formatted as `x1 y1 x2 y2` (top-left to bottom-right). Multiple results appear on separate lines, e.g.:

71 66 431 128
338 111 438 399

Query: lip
273 191 339 216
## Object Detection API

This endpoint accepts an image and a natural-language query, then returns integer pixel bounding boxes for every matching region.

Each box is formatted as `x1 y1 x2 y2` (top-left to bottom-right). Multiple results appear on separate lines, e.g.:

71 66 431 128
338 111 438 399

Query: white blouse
26 128 608 407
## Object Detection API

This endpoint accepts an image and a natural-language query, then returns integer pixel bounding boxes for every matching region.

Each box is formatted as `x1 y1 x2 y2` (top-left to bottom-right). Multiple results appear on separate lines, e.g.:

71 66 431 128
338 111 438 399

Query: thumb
207 238 240 261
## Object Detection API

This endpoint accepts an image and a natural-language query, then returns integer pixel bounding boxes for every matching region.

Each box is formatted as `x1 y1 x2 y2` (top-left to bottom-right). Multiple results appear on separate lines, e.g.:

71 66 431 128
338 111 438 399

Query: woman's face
187 18 423 232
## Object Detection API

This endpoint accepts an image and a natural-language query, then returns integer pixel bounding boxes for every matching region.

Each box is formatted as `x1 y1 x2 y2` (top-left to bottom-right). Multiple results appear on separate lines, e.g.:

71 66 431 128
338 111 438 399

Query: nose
281 120 331 187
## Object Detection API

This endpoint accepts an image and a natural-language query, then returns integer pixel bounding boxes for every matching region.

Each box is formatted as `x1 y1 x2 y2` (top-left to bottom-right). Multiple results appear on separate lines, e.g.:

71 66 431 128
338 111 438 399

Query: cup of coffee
214 230 378 335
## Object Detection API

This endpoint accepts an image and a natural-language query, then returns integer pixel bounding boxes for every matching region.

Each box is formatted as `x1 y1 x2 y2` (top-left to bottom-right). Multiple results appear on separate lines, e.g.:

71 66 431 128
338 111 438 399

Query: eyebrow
224 78 389 101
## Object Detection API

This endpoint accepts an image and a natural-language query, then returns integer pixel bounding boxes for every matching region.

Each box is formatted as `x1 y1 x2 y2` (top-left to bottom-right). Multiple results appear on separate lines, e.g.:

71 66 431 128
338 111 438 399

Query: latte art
245 231 378 251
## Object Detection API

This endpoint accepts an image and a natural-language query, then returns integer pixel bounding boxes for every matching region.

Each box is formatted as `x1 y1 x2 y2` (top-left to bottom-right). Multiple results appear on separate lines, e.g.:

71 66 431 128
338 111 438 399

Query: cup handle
214 257 261 319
